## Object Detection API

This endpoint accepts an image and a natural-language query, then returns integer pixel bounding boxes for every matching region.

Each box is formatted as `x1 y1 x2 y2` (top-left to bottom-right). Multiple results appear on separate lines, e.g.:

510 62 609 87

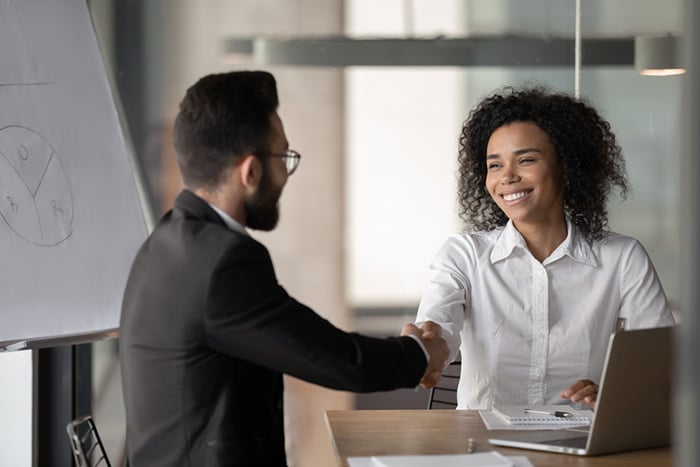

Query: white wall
345 69 463 306
0 350 32 467
345 0 465 306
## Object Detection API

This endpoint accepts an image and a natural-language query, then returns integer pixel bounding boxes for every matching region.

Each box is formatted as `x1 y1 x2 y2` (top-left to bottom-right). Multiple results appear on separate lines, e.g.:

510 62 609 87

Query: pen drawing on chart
0 125 74 246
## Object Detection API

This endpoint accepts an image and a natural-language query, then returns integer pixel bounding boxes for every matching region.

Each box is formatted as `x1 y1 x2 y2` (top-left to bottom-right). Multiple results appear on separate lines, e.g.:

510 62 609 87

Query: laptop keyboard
542 436 588 448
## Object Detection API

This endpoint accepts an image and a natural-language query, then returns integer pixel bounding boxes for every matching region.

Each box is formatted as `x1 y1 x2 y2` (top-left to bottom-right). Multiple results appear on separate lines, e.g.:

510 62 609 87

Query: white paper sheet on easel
347 451 534 467
0 0 149 348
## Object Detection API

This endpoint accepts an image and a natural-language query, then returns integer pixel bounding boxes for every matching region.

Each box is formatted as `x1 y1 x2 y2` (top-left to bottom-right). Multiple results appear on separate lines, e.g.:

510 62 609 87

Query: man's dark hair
172 71 279 189
458 86 629 241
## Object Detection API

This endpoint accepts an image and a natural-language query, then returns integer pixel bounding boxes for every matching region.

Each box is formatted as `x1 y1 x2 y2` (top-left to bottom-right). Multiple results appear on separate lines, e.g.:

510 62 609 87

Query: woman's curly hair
458 86 629 241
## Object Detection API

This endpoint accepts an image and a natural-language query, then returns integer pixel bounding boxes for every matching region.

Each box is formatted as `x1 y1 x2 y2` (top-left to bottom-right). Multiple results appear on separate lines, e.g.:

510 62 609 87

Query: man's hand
419 321 443 340
401 321 449 388
560 379 599 407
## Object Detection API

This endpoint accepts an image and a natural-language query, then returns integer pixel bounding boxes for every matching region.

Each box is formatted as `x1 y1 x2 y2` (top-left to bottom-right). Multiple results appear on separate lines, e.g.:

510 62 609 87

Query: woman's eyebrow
513 147 543 155
487 147 542 159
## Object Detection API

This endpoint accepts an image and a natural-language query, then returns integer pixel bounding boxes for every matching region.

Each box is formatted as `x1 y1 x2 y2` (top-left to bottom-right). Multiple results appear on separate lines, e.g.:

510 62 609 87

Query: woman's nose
500 166 520 184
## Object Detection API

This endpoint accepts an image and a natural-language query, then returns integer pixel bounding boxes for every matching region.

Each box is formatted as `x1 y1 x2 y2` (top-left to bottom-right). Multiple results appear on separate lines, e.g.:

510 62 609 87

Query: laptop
488 325 674 455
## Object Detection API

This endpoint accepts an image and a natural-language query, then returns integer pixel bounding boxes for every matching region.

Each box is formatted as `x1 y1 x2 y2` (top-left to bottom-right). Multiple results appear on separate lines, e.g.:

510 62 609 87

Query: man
120 71 448 467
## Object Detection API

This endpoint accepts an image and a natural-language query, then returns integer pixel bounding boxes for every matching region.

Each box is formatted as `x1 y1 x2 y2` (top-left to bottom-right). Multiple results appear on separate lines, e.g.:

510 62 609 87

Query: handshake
401 321 450 389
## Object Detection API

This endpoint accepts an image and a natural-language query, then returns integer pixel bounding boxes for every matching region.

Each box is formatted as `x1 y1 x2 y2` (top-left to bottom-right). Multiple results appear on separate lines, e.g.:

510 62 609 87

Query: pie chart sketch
0 125 74 245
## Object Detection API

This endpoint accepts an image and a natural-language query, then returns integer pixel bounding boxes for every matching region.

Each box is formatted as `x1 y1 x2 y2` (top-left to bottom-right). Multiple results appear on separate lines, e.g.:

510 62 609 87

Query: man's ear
238 155 262 191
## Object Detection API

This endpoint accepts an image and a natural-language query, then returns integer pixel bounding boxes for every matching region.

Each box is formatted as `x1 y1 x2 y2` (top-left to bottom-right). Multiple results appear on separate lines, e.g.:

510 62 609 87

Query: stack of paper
347 451 534 467
479 404 593 430
491 404 592 426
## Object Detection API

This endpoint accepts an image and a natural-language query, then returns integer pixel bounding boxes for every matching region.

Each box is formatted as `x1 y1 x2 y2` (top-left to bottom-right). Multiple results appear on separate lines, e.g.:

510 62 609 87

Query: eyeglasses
266 149 301 175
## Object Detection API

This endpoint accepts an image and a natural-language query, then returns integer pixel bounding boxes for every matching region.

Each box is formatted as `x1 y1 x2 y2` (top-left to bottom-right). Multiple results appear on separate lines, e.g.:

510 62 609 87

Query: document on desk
479 405 593 430
347 451 534 467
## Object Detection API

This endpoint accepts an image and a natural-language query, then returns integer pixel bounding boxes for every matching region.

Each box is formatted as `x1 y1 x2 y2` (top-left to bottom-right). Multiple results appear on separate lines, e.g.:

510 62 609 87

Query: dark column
114 0 145 161
35 344 92 467
113 0 159 214
677 0 700 464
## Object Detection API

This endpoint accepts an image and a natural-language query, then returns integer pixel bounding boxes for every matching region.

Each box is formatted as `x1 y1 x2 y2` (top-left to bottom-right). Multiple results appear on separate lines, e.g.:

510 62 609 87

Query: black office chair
66 415 112 467
427 360 461 409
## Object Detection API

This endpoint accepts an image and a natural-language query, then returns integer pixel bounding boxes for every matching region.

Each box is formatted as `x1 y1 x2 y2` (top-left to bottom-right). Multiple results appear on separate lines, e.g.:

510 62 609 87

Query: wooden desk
325 410 671 467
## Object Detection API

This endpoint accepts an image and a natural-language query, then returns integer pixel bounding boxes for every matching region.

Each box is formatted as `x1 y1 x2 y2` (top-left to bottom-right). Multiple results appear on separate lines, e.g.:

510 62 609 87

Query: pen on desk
523 409 574 418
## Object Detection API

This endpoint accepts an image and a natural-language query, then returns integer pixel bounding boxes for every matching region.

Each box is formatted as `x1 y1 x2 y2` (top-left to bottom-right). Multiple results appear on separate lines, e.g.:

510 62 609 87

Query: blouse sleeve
415 236 472 364
618 239 676 328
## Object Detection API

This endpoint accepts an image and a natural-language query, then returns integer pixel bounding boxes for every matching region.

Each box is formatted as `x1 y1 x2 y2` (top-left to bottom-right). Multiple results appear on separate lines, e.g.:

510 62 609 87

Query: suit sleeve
203 239 426 392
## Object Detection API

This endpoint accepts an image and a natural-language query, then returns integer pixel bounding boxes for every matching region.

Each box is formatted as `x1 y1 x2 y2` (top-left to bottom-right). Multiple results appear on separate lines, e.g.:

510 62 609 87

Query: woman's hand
560 379 599 407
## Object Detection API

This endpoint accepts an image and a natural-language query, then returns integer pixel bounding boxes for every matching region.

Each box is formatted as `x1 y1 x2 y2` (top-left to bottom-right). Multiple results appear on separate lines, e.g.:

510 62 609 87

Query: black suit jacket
120 190 426 467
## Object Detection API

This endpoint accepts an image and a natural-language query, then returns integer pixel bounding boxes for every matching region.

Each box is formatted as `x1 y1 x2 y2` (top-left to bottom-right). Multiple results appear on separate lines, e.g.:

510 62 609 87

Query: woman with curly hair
416 86 675 409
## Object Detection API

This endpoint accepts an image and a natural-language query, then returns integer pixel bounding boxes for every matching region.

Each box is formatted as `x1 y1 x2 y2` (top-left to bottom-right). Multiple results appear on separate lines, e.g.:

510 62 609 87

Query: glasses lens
285 150 300 175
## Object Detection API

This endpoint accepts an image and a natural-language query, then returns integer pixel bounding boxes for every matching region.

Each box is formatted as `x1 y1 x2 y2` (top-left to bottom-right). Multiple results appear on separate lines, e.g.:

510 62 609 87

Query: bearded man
119 71 448 467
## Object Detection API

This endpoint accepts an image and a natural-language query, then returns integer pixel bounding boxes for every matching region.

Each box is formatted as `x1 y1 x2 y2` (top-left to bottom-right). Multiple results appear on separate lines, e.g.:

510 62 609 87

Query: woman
416 86 675 409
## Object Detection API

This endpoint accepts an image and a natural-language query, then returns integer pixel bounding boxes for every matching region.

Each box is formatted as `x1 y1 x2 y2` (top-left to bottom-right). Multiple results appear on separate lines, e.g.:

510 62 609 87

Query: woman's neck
514 219 568 263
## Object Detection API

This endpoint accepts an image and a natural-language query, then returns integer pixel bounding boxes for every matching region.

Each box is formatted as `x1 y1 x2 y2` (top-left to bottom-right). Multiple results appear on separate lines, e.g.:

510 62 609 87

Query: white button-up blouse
416 220 675 409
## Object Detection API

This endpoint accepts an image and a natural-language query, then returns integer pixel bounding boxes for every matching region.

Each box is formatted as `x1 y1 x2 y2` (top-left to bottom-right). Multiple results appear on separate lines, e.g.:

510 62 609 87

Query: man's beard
244 168 282 231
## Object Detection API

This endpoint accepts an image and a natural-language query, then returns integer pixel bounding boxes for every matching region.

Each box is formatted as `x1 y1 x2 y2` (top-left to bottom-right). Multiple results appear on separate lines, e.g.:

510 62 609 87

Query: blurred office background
1 0 698 466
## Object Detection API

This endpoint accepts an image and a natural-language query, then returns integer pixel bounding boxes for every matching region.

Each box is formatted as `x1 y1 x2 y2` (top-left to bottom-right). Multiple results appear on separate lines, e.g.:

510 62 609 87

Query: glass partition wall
73 1 692 467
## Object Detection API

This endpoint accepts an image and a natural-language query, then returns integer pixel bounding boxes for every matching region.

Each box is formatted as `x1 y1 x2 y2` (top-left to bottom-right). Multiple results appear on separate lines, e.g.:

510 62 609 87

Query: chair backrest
427 359 461 409
66 415 112 467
